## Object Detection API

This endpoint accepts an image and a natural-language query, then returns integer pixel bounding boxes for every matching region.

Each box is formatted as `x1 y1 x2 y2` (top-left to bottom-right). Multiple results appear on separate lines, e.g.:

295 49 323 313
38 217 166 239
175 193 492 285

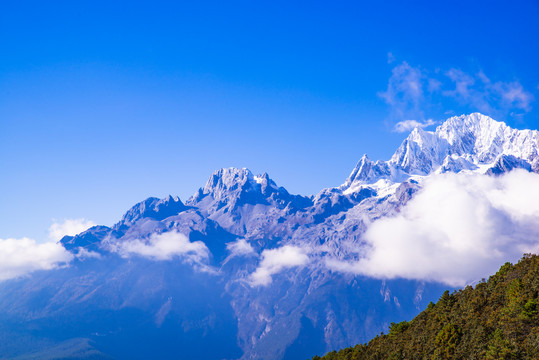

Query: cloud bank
114 230 210 263
250 245 309 286
49 218 96 241
0 237 74 281
327 170 539 286
0 229 212 281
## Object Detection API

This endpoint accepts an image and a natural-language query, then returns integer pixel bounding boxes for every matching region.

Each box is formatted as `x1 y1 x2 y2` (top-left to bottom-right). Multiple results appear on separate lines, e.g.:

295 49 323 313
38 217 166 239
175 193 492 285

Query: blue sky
1 1 538 241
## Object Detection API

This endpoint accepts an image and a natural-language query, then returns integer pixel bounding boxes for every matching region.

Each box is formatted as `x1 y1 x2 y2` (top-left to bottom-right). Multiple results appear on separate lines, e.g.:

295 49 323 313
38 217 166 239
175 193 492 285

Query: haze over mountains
0 113 538 360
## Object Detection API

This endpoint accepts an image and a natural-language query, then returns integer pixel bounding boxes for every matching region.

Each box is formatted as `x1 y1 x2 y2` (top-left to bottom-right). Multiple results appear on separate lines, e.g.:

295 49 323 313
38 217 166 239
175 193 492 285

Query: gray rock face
1 113 537 360
485 154 532 176
114 195 187 233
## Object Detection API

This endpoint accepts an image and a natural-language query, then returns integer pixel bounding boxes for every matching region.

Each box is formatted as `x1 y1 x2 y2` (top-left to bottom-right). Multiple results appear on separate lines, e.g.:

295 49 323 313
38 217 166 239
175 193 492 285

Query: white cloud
226 238 256 257
75 247 102 259
378 62 438 127
49 218 96 242
393 119 437 133
114 230 210 263
250 245 309 286
0 237 74 281
327 170 539 286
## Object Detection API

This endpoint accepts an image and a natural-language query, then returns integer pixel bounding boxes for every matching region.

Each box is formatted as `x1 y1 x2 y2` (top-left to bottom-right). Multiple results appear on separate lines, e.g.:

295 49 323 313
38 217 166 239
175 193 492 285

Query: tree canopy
313 254 539 360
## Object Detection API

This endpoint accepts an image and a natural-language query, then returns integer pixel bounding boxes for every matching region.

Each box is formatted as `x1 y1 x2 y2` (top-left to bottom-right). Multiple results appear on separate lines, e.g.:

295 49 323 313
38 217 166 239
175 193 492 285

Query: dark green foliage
388 321 410 336
521 299 537 319
313 254 539 360
434 323 461 359
485 328 514 360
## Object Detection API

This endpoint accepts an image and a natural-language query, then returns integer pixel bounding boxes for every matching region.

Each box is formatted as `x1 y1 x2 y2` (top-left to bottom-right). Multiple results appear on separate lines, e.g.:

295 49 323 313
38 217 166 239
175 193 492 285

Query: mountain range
0 113 538 360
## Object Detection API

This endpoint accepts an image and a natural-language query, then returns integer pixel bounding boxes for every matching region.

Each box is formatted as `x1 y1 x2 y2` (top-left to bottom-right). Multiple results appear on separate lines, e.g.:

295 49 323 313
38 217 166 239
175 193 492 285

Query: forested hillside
314 254 539 360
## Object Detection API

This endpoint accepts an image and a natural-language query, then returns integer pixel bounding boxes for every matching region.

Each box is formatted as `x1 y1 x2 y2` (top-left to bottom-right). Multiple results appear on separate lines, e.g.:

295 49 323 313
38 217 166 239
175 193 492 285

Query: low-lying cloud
393 119 436 133
0 237 74 281
49 218 96 242
250 245 309 286
327 170 539 286
114 230 210 263
226 238 256 257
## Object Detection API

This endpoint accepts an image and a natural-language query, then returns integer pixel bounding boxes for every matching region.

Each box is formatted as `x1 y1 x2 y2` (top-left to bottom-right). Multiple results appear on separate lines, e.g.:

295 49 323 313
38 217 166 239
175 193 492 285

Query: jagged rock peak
195 167 288 198
187 167 313 212
343 113 539 189
344 154 371 185
435 113 539 163
114 195 186 229
391 113 539 172
436 112 505 142
342 154 393 187
390 125 449 175
200 167 256 197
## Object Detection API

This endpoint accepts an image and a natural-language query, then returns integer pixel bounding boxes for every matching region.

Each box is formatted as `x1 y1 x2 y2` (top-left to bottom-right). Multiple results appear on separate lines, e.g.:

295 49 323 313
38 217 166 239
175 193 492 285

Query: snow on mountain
341 113 539 195
436 113 539 164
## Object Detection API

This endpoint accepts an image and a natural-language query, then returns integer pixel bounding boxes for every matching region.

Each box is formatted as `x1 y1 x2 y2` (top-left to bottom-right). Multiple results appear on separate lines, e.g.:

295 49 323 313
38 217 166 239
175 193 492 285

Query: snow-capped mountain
0 113 536 360
342 113 539 193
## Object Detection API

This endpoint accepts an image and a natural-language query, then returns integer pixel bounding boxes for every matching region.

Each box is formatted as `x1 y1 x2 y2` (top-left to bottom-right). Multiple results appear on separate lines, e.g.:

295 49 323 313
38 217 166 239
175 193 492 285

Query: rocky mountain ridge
1 113 537 360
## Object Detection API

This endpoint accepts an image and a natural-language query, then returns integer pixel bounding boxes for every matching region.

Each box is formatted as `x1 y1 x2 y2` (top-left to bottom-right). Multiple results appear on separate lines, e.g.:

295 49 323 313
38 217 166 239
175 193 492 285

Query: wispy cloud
495 81 533 112
249 245 309 286
379 62 425 121
444 69 534 115
49 218 96 242
327 170 539 286
0 237 73 281
444 68 476 102
387 52 396 64
381 61 534 129
393 119 437 133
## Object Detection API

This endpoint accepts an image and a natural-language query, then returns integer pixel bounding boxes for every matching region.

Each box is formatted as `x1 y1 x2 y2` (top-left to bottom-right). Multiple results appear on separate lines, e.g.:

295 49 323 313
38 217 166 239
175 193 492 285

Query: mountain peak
435 113 506 145
114 195 186 231
342 113 539 190
437 113 538 164
391 113 539 173
344 154 372 185
198 167 255 200
390 124 447 175
438 112 503 133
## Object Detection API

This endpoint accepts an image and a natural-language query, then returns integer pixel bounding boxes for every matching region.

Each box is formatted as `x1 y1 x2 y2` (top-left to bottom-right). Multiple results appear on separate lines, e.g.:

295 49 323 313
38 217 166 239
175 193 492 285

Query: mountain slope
314 254 539 360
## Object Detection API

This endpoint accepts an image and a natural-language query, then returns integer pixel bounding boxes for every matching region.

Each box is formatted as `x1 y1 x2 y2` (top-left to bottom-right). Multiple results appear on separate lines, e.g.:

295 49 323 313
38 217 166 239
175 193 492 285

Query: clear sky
1 1 538 241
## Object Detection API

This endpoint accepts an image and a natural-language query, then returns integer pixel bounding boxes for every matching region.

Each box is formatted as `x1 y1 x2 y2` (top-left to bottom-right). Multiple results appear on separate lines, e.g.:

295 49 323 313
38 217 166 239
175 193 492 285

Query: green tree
485 328 514 359
433 323 461 359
